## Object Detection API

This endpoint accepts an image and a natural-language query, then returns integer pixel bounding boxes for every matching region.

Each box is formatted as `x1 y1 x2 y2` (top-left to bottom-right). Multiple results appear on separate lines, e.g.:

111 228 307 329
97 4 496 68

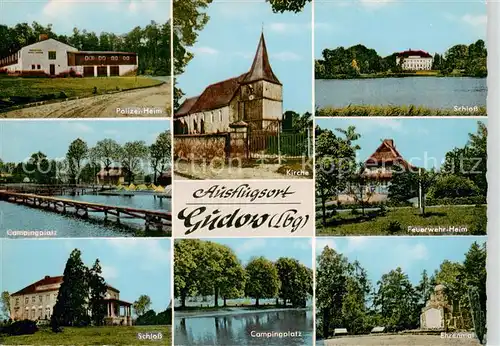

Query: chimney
44 275 50 279
39 34 49 41
384 139 394 147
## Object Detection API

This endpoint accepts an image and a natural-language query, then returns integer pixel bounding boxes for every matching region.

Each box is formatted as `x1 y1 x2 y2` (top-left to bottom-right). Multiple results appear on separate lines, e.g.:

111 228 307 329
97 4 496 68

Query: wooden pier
0 191 172 234
0 184 104 196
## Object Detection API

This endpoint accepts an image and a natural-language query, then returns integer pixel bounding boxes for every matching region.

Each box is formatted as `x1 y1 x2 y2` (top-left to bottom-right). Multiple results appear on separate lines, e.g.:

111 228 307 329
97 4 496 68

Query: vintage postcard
0 120 172 237
173 0 313 180
174 238 313 345
316 237 486 346
315 1 487 116
1 238 172 345
0 1 171 118
315 118 487 236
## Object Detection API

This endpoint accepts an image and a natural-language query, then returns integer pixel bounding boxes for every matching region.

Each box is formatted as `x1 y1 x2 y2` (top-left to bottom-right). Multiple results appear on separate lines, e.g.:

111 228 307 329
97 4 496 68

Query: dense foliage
315 40 487 79
316 242 486 339
174 239 312 309
0 22 171 76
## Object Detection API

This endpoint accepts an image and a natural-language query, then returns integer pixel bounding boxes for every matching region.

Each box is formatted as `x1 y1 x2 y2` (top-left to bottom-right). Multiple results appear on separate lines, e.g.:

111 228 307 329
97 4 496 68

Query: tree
87 259 107 326
66 138 88 185
121 141 148 184
267 0 311 13
428 175 480 199
51 249 89 330
1 291 10 319
215 245 246 307
92 139 122 186
315 126 360 224
24 151 56 184
462 242 486 314
245 257 279 306
275 258 312 308
415 269 435 307
174 239 206 308
150 131 172 184
133 295 152 317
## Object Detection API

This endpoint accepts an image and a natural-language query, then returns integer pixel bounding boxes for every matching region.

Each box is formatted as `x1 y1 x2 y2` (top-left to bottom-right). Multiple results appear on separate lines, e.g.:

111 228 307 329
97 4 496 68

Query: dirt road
2 83 171 118
323 334 481 346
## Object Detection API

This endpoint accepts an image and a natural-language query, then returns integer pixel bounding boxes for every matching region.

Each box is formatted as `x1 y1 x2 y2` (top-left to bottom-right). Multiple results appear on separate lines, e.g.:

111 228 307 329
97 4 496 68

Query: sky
198 238 313 269
1 238 172 316
316 236 486 286
315 117 487 169
0 120 170 163
176 0 313 114
315 0 487 58
0 0 171 35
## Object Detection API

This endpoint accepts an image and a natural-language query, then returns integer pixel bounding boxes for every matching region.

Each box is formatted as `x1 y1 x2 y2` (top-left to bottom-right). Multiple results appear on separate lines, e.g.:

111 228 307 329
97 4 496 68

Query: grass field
317 205 486 236
2 325 171 345
316 105 487 117
0 76 163 100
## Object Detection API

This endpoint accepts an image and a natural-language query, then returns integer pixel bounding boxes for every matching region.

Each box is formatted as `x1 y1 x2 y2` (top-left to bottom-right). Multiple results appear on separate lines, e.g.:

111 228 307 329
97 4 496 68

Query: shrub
5 320 38 336
386 220 402 234
428 175 480 199
426 196 486 206
350 208 360 215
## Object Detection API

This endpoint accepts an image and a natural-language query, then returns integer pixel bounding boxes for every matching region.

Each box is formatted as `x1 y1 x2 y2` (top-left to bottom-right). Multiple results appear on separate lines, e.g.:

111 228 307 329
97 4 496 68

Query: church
174 32 283 135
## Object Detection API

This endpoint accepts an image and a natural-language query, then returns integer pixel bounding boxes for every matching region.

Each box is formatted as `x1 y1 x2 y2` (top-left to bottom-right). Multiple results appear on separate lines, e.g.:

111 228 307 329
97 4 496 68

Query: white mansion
396 49 433 71
10 275 133 326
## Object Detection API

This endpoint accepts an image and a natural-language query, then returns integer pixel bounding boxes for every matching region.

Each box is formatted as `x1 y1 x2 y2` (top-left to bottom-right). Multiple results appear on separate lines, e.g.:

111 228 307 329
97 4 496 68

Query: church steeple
241 32 281 85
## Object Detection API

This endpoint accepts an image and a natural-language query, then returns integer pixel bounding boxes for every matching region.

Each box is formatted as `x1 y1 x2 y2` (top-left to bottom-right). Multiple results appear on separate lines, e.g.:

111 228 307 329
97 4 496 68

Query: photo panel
315 236 487 346
314 0 487 116
1 238 172 345
0 120 172 238
315 117 487 236
172 0 314 238
0 0 172 118
174 237 314 345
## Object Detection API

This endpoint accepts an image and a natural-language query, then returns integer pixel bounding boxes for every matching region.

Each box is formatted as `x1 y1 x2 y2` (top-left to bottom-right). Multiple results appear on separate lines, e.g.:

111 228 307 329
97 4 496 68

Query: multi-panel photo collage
0 0 490 345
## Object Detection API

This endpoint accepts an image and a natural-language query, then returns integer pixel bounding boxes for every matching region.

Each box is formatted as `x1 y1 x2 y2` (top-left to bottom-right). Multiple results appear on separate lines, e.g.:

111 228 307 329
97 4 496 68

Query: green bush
386 220 402 234
426 196 486 206
428 175 480 199
5 319 38 336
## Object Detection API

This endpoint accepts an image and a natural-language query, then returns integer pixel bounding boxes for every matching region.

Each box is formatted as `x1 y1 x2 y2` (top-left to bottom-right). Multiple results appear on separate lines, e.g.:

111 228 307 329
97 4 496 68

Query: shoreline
175 306 312 319
316 105 487 117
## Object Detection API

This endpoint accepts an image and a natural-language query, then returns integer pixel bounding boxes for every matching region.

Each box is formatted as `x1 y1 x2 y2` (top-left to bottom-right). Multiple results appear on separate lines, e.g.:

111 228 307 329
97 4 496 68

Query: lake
315 77 486 109
0 194 171 237
175 308 313 345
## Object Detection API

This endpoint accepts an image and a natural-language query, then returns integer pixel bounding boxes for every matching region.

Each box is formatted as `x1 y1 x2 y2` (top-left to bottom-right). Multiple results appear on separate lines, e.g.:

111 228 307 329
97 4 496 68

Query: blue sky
198 238 313 269
176 0 312 114
1 0 171 35
1 238 172 316
315 0 487 58
316 236 486 286
315 118 487 169
0 120 170 163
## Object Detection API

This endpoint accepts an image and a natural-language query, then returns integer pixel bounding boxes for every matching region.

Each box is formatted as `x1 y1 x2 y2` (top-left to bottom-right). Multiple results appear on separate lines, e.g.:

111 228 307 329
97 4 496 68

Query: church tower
238 32 283 130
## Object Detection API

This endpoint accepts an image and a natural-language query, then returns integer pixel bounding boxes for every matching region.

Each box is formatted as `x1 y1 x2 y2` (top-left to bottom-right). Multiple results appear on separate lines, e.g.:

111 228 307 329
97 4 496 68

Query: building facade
9 275 132 326
96 167 129 185
174 32 283 135
0 35 137 77
396 49 433 71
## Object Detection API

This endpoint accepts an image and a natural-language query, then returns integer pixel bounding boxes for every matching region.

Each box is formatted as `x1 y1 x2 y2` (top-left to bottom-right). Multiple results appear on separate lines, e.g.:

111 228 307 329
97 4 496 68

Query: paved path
2 83 171 118
323 335 481 346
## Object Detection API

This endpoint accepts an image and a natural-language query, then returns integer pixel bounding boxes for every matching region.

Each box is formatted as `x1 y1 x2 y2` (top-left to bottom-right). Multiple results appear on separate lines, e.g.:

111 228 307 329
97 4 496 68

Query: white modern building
395 49 433 71
0 35 138 77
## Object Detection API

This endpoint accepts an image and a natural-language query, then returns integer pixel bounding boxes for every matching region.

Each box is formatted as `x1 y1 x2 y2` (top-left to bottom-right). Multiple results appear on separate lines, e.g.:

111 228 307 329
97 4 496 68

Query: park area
1 325 171 345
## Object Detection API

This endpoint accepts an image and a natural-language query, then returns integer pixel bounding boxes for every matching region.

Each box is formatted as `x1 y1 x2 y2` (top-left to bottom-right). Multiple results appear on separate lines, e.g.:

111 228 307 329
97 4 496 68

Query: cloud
236 238 267 253
359 0 397 8
387 242 429 272
316 238 337 253
101 265 119 280
292 238 313 250
271 51 302 61
60 122 94 134
191 46 219 55
105 239 171 272
267 22 311 34
461 14 487 27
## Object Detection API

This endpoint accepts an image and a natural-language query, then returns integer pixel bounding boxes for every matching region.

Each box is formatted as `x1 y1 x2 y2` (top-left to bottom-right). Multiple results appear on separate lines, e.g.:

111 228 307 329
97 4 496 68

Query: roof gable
365 139 413 169
175 96 200 118
22 38 78 53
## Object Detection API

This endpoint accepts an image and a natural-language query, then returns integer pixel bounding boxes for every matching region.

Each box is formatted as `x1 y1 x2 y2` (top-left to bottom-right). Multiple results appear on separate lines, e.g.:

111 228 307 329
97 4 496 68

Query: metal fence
248 128 312 160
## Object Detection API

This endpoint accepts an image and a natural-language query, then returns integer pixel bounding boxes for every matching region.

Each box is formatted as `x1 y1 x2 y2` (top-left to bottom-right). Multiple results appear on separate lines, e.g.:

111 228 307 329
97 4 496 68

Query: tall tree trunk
323 309 330 339
321 190 327 226
181 293 186 308
223 297 227 307
214 287 219 307
255 297 260 307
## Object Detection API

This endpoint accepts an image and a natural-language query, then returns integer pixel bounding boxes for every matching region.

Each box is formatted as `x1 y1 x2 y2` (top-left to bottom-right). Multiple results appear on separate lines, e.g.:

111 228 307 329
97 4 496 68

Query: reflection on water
69 194 171 211
175 309 313 345
316 77 487 109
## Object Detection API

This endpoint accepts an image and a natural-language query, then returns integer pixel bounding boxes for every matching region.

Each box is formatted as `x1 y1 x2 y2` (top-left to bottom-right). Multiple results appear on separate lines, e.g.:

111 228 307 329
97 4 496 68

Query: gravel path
324 334 481 346
2 83 171 118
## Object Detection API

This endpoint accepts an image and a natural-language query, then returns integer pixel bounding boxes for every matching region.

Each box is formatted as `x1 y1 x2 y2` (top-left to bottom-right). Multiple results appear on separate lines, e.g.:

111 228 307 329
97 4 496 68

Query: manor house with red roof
396 49 433 71
174 32 283 135
9 275 133 326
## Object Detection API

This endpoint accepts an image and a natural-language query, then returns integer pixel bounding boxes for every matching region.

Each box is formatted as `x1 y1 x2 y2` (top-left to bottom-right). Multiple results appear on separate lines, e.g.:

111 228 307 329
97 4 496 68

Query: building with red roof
174 32 283 135
396 49 433 71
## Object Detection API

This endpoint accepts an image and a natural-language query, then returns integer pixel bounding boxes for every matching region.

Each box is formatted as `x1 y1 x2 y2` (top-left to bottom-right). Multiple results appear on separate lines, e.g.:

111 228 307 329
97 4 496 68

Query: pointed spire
241 32 281 85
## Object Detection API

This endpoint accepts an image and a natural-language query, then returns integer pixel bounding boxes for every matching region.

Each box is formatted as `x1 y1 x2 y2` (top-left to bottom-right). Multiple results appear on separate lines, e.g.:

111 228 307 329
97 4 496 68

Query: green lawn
0 76 162 99
317 105 487 117
2 325 171 345
317 205 486 236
